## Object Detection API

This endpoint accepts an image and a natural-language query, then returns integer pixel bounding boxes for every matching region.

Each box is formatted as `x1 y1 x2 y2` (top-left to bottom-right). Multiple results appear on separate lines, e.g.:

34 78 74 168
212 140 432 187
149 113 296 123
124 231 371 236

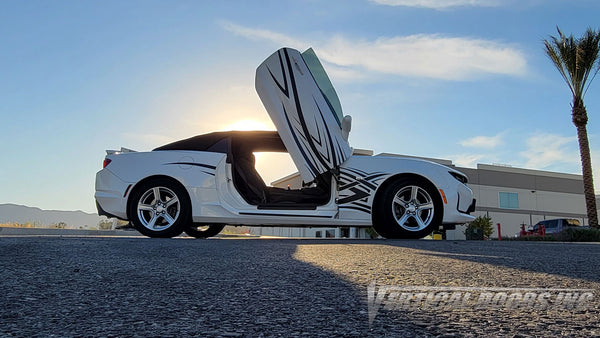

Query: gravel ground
0 236 599 337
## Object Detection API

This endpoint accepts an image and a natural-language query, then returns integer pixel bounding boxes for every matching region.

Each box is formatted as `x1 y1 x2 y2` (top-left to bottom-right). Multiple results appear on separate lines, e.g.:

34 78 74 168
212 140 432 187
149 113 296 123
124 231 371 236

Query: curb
0 227 143 237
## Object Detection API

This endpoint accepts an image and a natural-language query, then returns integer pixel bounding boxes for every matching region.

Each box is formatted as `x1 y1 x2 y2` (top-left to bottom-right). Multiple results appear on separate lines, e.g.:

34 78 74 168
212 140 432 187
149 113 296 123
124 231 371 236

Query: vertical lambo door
255 47 352 184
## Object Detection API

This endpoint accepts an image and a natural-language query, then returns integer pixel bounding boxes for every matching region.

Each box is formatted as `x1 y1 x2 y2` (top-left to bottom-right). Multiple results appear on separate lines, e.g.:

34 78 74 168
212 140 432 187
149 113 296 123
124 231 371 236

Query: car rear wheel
184 224 225 238
128 178 189 238
372 177 442 239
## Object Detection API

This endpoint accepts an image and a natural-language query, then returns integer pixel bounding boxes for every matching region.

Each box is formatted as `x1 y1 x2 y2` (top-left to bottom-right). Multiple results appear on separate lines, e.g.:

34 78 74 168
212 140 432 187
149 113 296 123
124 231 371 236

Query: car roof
153 130 286 153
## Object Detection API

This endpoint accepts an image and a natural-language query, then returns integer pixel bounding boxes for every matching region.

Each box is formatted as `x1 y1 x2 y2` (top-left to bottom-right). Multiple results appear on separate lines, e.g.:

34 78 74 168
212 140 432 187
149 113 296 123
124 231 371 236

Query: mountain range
0 203 109 229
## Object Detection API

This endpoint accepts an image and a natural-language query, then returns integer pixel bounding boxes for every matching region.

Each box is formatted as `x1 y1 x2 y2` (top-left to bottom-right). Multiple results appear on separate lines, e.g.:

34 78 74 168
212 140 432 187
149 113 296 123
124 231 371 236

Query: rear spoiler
106 147 137 155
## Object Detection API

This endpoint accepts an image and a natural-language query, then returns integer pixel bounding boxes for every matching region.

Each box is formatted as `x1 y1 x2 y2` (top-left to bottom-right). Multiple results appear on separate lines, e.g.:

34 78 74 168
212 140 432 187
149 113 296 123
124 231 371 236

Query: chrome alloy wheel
137 186 181 231
391 185 435 232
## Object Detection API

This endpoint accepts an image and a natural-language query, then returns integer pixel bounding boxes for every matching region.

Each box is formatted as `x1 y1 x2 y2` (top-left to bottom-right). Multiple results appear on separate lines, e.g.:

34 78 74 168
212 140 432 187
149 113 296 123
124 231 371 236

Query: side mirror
341 115 352 141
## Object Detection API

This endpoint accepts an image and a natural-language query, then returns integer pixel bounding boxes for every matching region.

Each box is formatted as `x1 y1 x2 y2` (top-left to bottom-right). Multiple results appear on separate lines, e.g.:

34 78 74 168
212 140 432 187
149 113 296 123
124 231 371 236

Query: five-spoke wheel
137 187 181 231
128 178 189 238
391 185 435 232
373 177 442 239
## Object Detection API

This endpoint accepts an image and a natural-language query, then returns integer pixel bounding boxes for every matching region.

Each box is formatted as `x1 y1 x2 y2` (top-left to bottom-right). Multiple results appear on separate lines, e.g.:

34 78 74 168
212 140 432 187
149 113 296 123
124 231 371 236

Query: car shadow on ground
0 236 427 336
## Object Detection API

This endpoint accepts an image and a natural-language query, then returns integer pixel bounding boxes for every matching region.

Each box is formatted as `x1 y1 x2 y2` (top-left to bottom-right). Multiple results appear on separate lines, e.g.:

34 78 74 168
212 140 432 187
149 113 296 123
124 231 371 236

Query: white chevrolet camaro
95 47 475 239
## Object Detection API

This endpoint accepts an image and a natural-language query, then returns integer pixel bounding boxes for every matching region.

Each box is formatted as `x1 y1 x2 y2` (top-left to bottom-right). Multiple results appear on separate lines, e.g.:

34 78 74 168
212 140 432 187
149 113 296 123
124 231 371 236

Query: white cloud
459 133 504 149
320 35 526 80
520 133 578 169
451 153 486 168
220 22 305 47
318 63 366 81
368 0 501 9
221 22 527 81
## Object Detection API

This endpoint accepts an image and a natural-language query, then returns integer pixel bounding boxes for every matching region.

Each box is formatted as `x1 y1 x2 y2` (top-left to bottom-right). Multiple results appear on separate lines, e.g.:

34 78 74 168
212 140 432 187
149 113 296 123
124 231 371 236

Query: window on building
499 192 519 209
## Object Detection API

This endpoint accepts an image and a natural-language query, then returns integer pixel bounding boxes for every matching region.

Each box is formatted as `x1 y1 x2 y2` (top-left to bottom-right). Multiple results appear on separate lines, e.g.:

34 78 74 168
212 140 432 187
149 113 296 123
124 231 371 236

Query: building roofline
376 153 454 166
474 163 582 180
271 172 301 186
377 152 582 180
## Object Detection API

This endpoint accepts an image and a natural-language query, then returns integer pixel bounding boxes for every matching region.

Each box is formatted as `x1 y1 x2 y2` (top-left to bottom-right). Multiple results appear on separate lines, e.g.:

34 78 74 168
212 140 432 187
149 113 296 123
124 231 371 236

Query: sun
224 119 274 131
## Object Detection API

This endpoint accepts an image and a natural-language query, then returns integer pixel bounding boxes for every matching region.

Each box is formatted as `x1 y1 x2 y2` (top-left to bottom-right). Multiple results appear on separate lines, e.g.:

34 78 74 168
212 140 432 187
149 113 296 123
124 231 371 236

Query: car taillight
103 158 112 168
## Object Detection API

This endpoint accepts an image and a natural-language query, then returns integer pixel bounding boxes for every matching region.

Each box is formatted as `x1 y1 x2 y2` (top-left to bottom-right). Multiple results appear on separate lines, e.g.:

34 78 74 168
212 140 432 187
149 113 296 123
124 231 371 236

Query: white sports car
95 47 475 239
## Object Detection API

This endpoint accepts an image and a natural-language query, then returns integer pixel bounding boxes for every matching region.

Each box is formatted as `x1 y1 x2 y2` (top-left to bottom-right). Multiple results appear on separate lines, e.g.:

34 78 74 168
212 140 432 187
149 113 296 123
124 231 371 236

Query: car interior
229 133 331 208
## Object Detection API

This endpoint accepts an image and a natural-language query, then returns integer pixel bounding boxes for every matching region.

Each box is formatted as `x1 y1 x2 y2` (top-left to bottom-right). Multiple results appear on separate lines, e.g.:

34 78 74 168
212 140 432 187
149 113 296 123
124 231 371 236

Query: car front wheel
372 177 443 239
128 178 189 238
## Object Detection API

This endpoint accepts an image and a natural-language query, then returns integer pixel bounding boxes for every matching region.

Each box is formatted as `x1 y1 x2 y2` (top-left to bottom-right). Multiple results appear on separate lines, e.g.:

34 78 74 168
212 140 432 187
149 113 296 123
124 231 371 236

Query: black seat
232 148 331 207
232 151 268 205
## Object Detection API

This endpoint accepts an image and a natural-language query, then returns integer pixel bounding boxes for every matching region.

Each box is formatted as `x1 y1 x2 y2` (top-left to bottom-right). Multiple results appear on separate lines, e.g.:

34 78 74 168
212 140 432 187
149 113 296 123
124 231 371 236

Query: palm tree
544 27 600 227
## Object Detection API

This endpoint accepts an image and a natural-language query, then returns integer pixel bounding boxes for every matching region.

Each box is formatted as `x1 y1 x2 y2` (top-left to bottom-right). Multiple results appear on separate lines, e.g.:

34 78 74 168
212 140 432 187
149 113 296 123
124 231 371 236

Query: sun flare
222 119 294 184
223 119 274 131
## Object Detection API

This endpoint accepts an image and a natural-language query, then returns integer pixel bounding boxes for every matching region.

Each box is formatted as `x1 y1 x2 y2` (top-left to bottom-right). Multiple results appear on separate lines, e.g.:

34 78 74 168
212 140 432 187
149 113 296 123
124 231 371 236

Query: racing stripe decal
338 168 390 214
165 162 217 176
268 51 289 98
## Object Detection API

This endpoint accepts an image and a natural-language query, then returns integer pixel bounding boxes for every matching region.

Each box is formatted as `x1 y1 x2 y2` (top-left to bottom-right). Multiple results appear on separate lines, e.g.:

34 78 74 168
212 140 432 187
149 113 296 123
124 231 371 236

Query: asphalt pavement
0 235 599 337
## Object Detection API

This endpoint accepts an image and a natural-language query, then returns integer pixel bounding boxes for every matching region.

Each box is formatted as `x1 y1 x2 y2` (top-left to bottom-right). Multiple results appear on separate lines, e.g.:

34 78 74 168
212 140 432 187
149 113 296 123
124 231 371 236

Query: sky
1 0 600 213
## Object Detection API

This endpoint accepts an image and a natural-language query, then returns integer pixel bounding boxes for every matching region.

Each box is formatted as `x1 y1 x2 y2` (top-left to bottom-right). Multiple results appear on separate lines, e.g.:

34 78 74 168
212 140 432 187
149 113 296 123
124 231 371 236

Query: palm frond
544 28 576 96
580 28 600 97
544 26 600 99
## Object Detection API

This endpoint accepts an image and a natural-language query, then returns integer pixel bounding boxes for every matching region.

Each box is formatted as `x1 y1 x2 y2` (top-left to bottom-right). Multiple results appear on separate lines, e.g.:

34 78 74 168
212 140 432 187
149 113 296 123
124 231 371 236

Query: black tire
372 177 443 239
184 224 225 238
128 177 190 238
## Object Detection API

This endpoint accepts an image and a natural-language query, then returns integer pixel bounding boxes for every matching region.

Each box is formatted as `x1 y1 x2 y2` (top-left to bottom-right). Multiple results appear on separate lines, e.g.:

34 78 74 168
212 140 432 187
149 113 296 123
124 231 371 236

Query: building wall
452 164 588 239
270 173 303 189
249 226 371 238
472 186 586 218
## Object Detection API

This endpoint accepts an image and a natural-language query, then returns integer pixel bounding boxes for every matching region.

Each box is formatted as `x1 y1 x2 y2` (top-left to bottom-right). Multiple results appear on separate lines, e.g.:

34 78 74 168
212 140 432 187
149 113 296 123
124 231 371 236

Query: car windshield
301 48 343 127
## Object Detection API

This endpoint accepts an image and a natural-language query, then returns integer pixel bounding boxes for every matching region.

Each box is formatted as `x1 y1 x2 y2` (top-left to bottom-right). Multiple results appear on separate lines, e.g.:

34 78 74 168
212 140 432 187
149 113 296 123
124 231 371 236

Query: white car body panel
94 47 475 236
96 150 474 227
95 150 224 220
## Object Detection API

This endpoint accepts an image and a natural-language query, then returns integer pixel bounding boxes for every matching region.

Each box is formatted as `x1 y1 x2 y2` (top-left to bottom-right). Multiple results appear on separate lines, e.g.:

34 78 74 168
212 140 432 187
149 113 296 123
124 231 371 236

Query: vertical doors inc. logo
367 282 595 326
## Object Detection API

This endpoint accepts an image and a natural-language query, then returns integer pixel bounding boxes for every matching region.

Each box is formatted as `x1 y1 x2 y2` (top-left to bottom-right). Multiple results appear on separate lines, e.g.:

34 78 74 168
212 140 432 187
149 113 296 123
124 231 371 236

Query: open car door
256 47 352 183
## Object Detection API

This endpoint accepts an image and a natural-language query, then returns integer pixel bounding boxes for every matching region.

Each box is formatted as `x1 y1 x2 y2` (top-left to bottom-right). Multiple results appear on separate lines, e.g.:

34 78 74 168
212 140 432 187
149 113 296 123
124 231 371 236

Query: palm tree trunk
573 101 599 227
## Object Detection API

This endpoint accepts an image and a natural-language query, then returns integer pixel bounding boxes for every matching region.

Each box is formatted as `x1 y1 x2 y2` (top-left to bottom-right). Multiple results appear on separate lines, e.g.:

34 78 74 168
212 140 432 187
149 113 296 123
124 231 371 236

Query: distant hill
0 204 110 229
